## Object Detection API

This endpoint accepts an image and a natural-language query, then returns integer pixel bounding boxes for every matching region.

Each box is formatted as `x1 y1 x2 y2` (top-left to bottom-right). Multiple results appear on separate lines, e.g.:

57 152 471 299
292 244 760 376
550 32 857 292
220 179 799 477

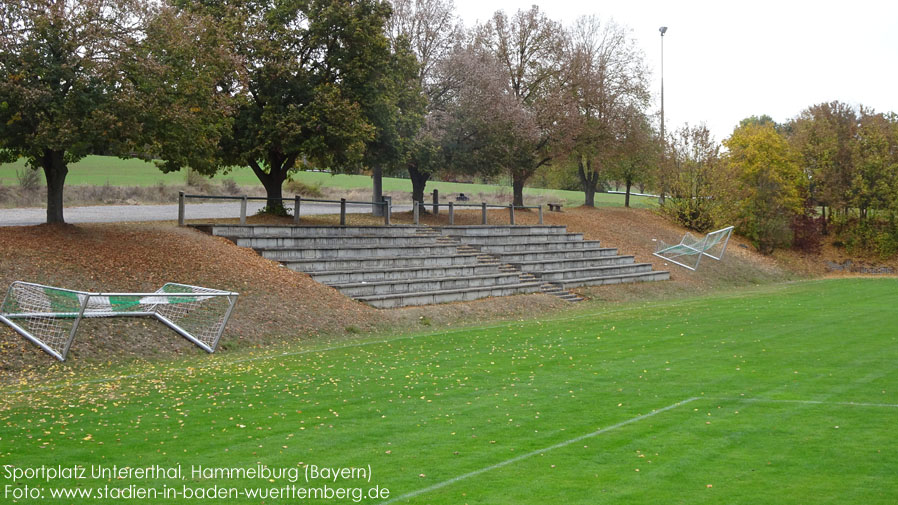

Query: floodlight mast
659 26 668 205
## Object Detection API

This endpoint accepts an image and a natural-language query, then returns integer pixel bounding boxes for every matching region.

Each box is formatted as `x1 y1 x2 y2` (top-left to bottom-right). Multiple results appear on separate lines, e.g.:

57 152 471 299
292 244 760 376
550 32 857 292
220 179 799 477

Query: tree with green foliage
0 0 230 224
662 124 727 231
175 0 397 215
608 108 659 208
725 121 805 254
787 101 858 234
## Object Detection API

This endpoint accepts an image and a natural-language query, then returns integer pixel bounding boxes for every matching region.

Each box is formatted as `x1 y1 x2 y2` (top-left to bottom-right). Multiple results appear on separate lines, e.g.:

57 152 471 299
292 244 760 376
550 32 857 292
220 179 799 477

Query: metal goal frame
0 282 239 361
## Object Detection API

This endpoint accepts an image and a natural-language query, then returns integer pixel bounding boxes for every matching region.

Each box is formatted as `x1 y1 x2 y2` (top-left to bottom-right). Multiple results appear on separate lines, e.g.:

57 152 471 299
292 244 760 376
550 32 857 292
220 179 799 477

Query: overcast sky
453 0 898 143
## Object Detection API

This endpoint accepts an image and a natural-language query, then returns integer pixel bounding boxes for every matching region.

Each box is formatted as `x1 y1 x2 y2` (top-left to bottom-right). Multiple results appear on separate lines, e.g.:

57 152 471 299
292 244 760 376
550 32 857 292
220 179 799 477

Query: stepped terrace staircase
201 224 669 308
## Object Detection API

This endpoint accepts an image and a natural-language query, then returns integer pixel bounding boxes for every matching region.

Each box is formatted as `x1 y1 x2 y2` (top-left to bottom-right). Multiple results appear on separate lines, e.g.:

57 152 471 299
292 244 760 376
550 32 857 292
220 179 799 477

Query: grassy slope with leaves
1 278 896 504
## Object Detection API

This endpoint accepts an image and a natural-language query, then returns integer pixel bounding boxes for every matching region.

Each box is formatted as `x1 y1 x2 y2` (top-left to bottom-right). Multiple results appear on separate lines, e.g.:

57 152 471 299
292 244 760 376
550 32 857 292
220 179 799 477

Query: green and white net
653 226 734 271
0 282 238 361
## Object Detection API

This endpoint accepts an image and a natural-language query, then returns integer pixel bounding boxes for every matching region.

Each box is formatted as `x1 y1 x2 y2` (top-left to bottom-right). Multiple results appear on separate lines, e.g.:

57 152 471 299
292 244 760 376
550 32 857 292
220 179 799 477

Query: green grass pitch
1 278 896 503
0 155 657 208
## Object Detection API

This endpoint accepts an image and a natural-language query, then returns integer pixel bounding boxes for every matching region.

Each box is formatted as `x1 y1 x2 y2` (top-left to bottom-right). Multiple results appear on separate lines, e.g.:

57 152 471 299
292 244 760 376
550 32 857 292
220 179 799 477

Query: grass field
0 155 656 208
1 278 896 503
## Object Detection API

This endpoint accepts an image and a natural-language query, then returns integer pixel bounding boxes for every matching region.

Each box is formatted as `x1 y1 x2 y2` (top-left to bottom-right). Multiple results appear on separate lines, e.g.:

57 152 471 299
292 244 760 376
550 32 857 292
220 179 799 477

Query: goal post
653 226 734 271
0 281 239 361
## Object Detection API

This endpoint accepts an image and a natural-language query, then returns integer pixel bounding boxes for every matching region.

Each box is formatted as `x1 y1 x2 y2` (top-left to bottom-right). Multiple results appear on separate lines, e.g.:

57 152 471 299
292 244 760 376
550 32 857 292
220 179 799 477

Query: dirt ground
2 205 893 384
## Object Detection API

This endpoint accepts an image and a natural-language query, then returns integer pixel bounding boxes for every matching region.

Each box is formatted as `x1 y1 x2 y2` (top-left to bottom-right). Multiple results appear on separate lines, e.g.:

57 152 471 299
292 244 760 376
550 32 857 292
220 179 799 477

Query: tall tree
663 124 727 231
386 0 459 206
0 0 230 224
176 0 395 214
565 16 650 207
787 101 858 233
608 108 659 208
850 108 898 220
476 6 566 207
725 121 805 254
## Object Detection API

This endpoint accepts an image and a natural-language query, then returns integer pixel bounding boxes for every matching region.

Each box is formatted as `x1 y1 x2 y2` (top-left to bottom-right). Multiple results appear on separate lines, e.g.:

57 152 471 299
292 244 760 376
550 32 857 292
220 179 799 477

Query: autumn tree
662 124 727 231
564 16 650 207
607 108 659 207
787 101 858 233
475 6 567 207
725 121 805 254
386 0 461 205
0 0 230 224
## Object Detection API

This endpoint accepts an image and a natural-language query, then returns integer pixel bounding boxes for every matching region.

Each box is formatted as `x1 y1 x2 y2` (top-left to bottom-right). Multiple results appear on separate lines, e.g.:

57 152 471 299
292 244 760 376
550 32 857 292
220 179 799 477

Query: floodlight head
659 26 668 35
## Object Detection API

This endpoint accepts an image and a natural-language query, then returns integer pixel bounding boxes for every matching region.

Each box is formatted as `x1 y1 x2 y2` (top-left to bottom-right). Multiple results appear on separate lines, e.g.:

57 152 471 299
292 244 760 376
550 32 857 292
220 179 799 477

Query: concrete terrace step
536 263 655 282
331 272 523 297
434 225 568 236
552 270 671 288
355 282 543 309
476 240 602 253
308 263 504 284
508 255 633 272
206 225 420 238
283 253 481 273
490 247 619 263
259 243 460 261
233 235 443 248
443 233 585 245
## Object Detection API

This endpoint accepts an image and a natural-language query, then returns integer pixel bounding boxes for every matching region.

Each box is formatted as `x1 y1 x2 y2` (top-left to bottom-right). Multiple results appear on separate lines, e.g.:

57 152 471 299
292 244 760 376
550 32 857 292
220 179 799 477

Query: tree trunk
625 180 632 208
577 157 598 207
249 160 288 215
408 165 430 207
512 174 525 208
41 149 67 224
371 165 383 216
821 205 828 236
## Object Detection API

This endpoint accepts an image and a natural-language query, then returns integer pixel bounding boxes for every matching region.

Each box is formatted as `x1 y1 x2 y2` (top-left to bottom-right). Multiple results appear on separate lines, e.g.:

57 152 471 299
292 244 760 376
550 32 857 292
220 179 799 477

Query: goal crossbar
653 225 735 271
0 281 239 361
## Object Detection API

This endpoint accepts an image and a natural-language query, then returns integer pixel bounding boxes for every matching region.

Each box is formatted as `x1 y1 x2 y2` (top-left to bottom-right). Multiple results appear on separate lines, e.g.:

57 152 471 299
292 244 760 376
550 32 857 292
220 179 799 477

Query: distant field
2 278 896 504
0 156 656 208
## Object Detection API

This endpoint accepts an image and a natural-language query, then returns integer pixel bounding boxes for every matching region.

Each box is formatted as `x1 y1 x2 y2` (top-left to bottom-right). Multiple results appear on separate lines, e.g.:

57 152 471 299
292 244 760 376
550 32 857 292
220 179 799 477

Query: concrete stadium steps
441 232 586 244
551 270 671 288
199 223 668 308
331 272 523 297
508 255 636 272
282 253 481 273
309 263 504 284
474 240 603 254
435 225 569 237
536 263 656 282
487 247 619 263
258 243 461 261
207 225 421 238
232 235 448 248
355 282 544 309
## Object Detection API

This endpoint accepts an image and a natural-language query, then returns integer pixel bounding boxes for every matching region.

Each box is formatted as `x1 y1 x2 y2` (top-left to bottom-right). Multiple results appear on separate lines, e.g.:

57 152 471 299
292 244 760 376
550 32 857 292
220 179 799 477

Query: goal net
0 282 238 361
653 225 734 271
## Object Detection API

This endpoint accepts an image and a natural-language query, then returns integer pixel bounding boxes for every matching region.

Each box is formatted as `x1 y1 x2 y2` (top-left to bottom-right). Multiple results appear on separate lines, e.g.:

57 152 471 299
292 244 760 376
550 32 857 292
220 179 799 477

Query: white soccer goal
653 225 735 271
0 282 239 361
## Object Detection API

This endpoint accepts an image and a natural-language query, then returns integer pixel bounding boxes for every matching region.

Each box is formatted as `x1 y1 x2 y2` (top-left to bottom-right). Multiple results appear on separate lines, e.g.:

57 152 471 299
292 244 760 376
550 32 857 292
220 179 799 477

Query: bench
0 281 238 361
653 225 734 271
548 203 563 212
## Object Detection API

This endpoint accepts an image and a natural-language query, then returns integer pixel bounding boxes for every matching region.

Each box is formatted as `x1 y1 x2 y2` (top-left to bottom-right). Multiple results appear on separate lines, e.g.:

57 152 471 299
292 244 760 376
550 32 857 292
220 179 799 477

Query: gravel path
0 201 412 227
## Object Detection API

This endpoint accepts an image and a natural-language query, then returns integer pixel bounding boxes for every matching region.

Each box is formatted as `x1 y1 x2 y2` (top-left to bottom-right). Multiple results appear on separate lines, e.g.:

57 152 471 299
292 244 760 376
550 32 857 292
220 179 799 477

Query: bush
285 179 323 198
16 168 41 192
662 197 718 233
221 178 240 195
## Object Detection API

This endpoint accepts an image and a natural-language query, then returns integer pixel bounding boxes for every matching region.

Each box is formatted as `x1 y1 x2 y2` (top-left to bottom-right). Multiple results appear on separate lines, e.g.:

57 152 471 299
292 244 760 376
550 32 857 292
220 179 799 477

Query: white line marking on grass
379 397 700 505
722 398 898 408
